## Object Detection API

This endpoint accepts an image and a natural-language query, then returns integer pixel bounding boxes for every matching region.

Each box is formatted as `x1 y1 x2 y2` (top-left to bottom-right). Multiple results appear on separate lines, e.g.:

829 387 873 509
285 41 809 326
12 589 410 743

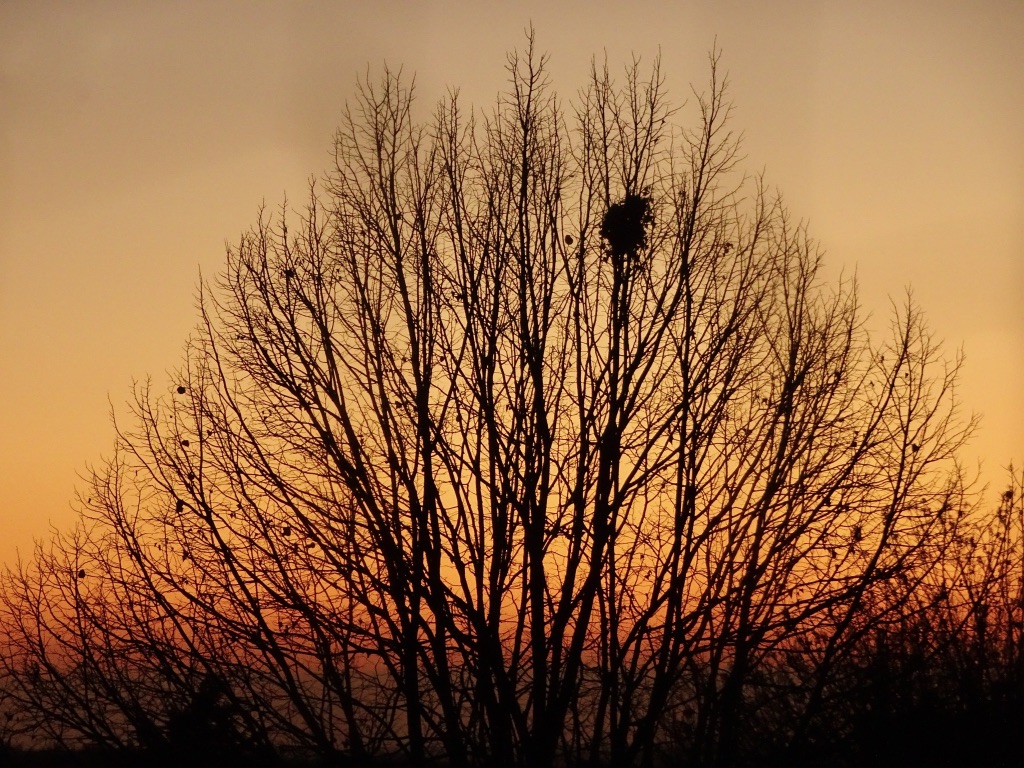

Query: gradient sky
1 1 1022 567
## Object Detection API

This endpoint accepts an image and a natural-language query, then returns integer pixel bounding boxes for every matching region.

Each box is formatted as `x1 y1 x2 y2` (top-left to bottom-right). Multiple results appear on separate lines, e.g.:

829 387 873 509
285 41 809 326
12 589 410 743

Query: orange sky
1 1 1022 568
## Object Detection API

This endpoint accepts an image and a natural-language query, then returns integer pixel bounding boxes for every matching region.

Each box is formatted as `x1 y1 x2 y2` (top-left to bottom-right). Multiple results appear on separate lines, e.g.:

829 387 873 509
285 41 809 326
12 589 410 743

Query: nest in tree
600 193 653 260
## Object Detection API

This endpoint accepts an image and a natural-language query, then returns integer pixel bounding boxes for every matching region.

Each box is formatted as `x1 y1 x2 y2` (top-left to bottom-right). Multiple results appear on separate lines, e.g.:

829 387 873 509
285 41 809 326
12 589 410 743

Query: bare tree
0 36 981 768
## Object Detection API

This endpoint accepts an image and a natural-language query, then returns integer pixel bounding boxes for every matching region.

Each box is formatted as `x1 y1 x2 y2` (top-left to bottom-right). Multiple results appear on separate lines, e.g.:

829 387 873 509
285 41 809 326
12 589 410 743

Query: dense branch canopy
1 38 1004 768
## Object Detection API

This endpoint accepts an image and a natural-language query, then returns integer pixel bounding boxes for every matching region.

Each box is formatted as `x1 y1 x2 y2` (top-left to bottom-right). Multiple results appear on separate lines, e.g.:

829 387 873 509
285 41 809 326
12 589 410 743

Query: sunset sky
1 1 1021 568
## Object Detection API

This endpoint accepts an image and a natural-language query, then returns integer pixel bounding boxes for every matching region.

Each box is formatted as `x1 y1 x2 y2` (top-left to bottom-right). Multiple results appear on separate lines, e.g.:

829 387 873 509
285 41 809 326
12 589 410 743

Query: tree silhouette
1 36 1004 768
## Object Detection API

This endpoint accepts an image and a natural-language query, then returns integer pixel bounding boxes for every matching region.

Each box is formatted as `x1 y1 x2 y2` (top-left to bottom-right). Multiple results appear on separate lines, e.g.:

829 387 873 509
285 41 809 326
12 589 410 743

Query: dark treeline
2 38 1022 768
